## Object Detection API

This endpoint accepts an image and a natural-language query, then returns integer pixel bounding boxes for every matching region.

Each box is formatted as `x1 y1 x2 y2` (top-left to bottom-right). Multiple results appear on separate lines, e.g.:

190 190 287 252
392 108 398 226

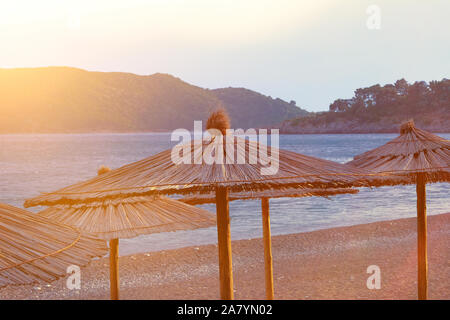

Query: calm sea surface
1 133 449 255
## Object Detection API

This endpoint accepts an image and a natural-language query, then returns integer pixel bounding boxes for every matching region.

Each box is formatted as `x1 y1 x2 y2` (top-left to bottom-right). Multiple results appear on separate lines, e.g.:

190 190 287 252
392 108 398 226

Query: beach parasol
347 120 450 300
38 167 217 300
181 187 359 299
0 202 107 288
181 187 359 205
25 110 386 299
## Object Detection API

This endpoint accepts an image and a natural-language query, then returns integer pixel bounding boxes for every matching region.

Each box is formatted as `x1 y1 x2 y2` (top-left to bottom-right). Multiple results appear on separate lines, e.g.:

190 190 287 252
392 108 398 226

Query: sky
0 0 449 111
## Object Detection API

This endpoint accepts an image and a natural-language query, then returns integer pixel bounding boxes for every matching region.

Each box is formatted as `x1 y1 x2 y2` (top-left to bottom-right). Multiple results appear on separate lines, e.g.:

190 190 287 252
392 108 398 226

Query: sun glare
0 1 333 39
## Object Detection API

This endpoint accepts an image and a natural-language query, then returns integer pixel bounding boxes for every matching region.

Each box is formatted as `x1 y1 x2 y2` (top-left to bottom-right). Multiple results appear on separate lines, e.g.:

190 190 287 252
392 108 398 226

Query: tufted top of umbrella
347 121 450 183
180 187 359 205
0 202 107 288
38 196 216 240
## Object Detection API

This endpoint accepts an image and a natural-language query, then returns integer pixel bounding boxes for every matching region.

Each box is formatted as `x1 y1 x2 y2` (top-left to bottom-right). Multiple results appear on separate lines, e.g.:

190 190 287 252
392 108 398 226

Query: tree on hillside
328 78 450 119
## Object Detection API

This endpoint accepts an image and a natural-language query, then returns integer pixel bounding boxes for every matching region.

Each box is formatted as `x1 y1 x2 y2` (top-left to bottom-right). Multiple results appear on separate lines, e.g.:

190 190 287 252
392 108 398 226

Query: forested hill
0 67 307 133
280 79 450 133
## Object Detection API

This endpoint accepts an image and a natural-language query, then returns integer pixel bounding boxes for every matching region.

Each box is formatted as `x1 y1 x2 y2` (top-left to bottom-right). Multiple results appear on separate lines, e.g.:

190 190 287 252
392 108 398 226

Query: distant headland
0 67 448 134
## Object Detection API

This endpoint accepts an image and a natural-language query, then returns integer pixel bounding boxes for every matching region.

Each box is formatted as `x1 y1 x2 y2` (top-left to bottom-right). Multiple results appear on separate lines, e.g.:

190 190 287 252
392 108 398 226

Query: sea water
0 133 449 255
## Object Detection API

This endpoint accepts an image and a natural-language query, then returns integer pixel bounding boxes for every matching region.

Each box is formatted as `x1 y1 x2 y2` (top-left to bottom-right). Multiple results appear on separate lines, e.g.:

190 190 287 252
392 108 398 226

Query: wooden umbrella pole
109 238 120 300
416 173 428 300
215 186 234 300
261 197 274 300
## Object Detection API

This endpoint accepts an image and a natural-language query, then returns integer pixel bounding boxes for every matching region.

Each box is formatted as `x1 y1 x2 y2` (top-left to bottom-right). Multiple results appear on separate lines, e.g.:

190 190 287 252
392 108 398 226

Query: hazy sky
1 0 449 111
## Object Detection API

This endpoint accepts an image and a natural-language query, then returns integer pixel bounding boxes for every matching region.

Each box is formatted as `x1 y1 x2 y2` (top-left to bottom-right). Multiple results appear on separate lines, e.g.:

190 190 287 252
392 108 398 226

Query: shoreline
1 212 449 300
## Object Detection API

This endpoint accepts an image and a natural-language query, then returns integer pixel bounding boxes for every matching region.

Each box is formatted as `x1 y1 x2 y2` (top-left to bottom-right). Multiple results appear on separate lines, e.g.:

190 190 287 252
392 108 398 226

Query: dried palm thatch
97 165 112 176
348 120 450 183
0 202 107 288
347 121 450 300
206 108 230 135
38 196 216 240
24 138 390 208
181 187 359 205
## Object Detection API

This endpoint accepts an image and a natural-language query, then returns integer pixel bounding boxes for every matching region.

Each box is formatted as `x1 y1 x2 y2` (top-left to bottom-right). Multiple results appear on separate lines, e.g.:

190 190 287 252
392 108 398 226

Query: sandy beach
1 212 448 300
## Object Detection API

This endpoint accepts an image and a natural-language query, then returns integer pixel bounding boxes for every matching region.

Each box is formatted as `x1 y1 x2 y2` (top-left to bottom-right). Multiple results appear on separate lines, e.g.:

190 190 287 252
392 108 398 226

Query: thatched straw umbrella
38 167 216 300
181 187 359 299
347 120 449 300
0 202 107 288
25 110 385 299
181 187 358 205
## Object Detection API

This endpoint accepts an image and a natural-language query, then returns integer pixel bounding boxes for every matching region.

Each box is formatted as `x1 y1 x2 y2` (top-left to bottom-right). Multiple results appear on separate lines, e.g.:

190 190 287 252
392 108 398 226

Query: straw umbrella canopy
25 110 387 299
181 187 358 205
181 187 359 299
37 167 217 300
0 202 107 288
347 120 450 300
39 195 217 240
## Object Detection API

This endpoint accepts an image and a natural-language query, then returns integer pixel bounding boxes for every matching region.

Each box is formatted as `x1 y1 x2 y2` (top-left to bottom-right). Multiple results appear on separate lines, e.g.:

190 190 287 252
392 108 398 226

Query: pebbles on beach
1 213 448 300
